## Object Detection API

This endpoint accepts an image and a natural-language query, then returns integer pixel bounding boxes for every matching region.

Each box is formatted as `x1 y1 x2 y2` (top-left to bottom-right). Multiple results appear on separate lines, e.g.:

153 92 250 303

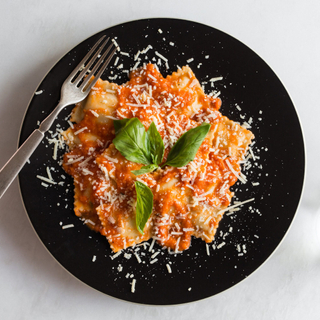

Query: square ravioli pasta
62 63 254 253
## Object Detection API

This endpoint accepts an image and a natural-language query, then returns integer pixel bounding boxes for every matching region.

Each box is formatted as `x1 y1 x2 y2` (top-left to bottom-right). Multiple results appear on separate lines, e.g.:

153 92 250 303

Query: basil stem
131 164 159 176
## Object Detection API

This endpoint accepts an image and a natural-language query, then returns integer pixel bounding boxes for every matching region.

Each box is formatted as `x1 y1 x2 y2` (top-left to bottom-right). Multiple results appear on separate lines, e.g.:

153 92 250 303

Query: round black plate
19 18 305 305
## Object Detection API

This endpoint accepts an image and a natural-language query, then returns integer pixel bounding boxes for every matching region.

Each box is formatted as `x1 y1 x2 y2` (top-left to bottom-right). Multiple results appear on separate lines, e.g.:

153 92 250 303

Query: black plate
18 18 305 305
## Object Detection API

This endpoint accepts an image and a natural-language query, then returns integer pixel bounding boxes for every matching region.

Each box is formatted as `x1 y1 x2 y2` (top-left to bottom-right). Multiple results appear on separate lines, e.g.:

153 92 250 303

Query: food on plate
62 63 254 253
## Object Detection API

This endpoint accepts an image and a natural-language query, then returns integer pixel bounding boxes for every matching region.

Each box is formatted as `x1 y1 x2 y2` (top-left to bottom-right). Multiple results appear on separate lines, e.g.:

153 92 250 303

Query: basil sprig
135 181 153 234
113 119 164 175
162 122 211 167
113 118 211 171
113 118 211 234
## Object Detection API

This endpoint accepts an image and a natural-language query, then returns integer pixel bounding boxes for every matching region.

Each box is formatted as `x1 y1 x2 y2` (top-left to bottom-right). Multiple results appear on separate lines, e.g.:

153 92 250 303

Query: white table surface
0 1 319 319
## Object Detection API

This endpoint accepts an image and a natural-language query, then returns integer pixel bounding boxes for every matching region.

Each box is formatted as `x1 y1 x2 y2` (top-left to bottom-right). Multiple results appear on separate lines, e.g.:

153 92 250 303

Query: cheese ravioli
62 64 254 252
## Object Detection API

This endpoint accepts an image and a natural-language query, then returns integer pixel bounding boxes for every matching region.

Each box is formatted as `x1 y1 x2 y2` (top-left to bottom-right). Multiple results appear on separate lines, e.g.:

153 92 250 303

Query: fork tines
67 35 117 94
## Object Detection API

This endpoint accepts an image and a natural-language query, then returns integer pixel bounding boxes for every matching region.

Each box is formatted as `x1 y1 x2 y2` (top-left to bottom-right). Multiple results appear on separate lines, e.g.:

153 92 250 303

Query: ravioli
62 63 254 252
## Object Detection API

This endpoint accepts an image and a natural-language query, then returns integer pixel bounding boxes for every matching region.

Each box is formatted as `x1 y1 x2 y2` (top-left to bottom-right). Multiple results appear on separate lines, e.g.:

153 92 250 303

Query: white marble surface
0 1 319 319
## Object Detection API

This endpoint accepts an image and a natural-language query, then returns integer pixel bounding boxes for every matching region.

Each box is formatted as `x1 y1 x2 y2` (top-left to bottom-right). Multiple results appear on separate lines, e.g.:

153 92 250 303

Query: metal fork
0 35 116 199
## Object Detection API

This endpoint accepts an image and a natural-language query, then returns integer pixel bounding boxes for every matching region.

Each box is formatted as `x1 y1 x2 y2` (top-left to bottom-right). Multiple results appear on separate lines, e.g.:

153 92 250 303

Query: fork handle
0 129 44 199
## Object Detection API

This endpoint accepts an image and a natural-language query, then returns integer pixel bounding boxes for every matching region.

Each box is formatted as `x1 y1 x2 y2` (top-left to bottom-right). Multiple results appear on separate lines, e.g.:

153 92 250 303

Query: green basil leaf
135 181 153 234
113 118 151 165
131 163 159 176
113 118 131 135
147 122 164 165
163 122 211 168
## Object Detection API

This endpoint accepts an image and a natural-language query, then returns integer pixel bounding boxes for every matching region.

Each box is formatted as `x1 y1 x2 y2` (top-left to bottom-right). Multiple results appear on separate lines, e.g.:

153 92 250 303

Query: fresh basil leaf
147 122 164 165
113 118 131 135
131 163 159 176
163 122 211 168
113 118 151 165
135 181 153 234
